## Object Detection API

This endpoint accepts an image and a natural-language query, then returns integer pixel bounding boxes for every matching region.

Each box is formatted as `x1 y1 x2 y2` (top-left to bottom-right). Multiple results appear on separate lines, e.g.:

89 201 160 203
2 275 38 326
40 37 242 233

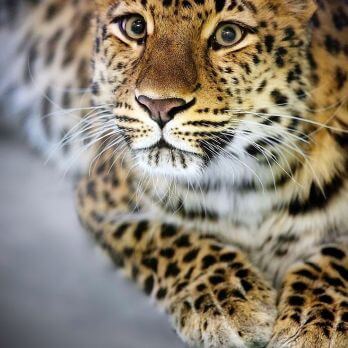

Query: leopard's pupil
131 19 145 35
221 26 236 43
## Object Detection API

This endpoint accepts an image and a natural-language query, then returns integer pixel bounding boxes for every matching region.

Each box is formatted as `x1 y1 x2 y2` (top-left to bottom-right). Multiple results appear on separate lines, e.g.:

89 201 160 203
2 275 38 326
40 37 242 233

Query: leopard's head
93 0 316 184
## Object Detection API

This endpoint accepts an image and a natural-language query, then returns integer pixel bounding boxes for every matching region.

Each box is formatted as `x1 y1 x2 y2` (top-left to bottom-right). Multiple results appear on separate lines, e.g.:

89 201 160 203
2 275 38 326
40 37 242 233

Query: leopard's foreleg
76 163 276 347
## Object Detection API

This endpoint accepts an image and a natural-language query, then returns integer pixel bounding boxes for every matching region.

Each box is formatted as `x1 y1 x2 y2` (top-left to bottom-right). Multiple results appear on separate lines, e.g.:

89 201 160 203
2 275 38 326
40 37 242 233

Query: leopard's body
1 0 348 347
0 0 94 172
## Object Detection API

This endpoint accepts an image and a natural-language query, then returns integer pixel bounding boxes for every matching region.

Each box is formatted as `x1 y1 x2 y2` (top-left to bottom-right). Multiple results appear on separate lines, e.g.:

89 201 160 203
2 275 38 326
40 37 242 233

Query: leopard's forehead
99 0 257 32
99 0 296 17
98 0 315 33
109 0 258 13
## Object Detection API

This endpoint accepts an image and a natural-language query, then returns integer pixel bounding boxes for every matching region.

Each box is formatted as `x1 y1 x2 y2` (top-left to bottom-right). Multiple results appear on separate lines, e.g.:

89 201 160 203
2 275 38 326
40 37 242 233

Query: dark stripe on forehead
215 0 226 12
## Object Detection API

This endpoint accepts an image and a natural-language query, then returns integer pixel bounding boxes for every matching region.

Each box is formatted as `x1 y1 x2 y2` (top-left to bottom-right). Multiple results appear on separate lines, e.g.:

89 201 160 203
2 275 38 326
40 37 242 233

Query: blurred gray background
0 130 184 348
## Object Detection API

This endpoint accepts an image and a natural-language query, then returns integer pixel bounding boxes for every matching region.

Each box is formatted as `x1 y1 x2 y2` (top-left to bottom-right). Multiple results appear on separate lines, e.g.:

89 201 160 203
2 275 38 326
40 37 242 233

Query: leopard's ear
286 0 317 20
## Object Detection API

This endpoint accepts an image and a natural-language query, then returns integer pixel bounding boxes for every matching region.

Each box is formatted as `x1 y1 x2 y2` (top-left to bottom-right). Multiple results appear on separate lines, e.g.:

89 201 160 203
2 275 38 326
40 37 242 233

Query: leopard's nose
136 95 187 128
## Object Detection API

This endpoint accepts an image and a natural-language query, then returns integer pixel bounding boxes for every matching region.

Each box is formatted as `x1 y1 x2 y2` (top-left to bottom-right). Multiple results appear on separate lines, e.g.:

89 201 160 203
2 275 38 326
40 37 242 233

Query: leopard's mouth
132 139 204 178
142 138 198 156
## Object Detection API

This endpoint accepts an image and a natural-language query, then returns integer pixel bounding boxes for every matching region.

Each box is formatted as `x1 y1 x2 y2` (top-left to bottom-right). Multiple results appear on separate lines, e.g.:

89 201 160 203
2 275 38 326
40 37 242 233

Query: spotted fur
2 0 348 347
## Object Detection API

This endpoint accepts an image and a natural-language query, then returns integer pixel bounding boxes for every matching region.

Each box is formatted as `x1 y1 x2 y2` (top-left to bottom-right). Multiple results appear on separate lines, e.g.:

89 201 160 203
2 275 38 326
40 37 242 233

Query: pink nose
136 95 186 128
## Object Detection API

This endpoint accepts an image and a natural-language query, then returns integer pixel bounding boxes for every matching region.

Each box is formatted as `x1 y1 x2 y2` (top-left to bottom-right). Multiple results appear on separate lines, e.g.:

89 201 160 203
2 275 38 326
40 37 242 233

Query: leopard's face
93 0 316 182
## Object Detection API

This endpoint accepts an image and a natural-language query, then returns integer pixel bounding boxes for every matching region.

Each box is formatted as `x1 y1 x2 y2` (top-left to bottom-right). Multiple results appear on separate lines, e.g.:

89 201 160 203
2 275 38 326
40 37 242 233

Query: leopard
1 0 348 347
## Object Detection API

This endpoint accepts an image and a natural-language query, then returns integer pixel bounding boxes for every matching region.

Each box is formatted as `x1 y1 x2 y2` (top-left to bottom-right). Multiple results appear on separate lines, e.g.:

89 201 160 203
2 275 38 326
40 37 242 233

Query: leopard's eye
119 15 147 42
214 23 245 47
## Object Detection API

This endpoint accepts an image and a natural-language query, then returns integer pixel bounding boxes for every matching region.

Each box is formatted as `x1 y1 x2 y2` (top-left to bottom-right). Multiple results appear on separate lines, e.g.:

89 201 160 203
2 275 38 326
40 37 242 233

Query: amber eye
214 23 245 47
119 15 147 41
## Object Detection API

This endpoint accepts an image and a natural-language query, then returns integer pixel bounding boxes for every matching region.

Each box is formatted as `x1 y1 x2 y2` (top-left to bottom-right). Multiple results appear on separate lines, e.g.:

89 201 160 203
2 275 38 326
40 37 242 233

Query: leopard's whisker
214 132 280 190
62 130 119 177
221 126 315 189
200 138 265 192
225 110 348 134
40 103 114 121
46 107 114 149
106 142 129 177
46 117 116 162
88 133 125 176
237 119 312 145
233 130 302 188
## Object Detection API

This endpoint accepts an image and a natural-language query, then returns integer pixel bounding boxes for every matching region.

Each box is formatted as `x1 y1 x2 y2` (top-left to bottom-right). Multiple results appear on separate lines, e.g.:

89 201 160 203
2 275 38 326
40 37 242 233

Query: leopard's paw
168 266 276 347
269 306 348 348
269 248 348 348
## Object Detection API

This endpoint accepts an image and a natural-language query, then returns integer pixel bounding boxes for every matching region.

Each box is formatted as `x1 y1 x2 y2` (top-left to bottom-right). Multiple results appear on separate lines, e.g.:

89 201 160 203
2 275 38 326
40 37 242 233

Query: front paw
269 252 348 348
269 304 348 348
168 262 276 347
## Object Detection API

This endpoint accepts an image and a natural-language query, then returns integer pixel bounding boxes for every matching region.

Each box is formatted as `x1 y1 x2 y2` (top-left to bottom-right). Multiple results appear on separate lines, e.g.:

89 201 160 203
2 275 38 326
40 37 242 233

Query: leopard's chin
133 145 204 180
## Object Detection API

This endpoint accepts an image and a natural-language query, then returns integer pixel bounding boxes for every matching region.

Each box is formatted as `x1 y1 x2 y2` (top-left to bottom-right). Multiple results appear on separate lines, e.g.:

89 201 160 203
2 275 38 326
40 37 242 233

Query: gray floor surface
0 132 184 348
